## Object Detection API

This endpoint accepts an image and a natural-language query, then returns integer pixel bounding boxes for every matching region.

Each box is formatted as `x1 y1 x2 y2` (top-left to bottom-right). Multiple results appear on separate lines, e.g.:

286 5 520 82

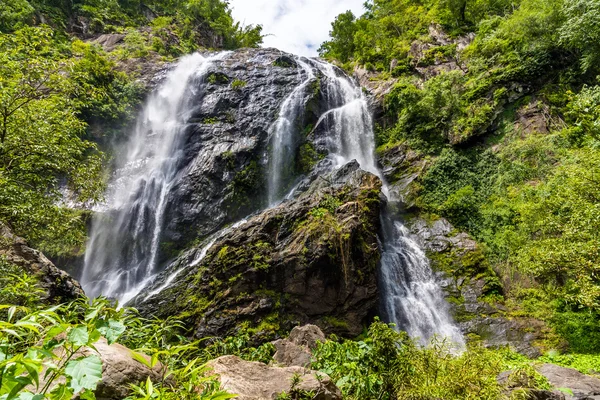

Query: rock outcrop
0 222 83 303
273 324 326 367
136 161 383 339
537 364 600 400
155 48 327 261
207 355 342 400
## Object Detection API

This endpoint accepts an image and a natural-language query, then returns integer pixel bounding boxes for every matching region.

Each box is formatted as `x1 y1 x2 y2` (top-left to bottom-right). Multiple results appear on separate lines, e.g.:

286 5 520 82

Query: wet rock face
136 162 383 338
0 223 83 303
158 48 326 260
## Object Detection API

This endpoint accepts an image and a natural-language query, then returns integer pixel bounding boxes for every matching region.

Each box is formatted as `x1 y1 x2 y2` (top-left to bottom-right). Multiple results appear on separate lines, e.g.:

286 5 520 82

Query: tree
0 27 104 254
318 11 357 63
559 0 600 73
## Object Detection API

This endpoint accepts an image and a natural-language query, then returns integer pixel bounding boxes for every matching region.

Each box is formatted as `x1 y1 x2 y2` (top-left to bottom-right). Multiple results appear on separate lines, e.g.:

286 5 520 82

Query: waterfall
313 61 465 347
80 48 463 347
267 59 314 205
80 53 227 303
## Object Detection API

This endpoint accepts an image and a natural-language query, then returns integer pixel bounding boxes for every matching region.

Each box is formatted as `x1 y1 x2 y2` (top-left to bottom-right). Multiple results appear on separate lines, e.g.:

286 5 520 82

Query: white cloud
228 0 366 57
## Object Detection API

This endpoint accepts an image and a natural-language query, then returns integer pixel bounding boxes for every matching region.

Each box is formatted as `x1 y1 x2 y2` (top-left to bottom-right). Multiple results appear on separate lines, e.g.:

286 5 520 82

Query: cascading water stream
267 59 314 205
80 53 228 303
312 61 465 348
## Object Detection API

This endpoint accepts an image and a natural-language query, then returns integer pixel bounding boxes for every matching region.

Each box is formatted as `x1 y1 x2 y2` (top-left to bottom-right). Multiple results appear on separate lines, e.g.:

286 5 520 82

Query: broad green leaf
64 355 102 393
96 319 125 345
67 326 89 347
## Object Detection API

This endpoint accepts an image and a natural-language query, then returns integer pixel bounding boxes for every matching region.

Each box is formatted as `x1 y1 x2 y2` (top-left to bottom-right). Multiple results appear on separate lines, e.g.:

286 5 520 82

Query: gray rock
0 223 83 303
273 325 325 367
92 34 125 51
461 317 543 358
537 364 600 399
497 370 566 400
156 48 328 259
91 338 165 400
207 355 342 400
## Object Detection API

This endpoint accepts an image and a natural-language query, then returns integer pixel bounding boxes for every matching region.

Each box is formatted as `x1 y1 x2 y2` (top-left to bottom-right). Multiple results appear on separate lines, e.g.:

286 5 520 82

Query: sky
228 0 366 57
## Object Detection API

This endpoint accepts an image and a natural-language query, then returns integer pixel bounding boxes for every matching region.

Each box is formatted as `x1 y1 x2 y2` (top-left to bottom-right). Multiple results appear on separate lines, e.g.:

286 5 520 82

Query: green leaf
67 325 89 347
78 389 96 400
64 355 103 393
49 384 74 400
130 351 152 368
96 319 125 345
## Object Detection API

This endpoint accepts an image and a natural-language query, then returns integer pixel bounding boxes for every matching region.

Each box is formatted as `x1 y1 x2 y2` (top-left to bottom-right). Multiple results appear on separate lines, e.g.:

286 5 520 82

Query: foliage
312 320 549 400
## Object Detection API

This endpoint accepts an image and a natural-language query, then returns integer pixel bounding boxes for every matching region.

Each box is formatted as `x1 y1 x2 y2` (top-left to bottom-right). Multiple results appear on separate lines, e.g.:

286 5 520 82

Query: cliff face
367 26 556 355
136 161 383 339
79 47 386 338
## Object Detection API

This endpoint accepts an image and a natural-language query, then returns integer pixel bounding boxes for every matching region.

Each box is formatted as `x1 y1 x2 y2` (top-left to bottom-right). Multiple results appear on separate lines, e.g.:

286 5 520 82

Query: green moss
273 57 295 68
203 117 219 124
297 141 322 173
231 79 247 90
322 316 350 330
226 159 265 217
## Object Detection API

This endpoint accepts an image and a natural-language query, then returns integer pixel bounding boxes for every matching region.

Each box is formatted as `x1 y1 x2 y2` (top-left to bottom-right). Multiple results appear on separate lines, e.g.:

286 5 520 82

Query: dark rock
377 143 426 209
0 223 83 303
155 48 328 259
135 163 383 339
273 324 326 367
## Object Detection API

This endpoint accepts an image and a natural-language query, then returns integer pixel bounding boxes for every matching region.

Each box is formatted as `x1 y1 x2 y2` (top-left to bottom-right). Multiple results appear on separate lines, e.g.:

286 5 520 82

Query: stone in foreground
208 355 342 400
273 324 326 367
537 364 600 400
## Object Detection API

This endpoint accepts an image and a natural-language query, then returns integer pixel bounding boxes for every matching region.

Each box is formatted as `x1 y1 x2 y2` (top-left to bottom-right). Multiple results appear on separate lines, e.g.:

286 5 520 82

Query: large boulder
35 338 164 400
207 355 342 400
0 222 83 303
87 338 164 400
537 364 600 399
135 161 383 339
273 324 326 367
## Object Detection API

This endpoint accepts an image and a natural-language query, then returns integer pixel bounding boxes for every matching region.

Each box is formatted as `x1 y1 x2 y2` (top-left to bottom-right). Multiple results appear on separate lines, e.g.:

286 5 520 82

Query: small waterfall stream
267 59 314 205
81 50 463 347
313 62 464 347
